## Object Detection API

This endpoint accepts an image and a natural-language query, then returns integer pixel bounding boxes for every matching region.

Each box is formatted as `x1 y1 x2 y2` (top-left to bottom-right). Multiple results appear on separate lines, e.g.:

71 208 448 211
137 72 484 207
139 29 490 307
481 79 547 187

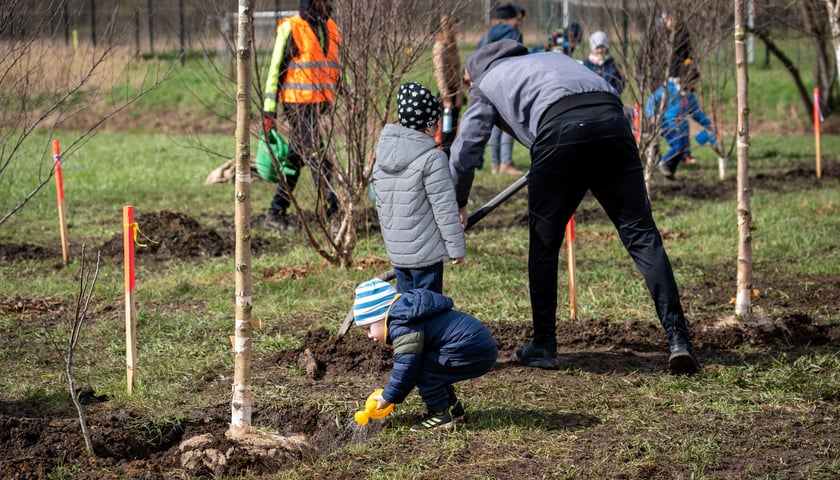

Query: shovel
338 172 529 336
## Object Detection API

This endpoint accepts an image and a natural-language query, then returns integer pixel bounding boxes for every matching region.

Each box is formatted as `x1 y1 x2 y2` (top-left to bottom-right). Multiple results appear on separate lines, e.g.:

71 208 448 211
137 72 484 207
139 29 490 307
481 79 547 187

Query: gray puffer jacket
373 124 466 268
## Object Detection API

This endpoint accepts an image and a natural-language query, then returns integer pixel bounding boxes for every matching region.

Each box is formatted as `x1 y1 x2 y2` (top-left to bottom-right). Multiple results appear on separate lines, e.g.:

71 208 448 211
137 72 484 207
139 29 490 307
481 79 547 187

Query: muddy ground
1 161 839 479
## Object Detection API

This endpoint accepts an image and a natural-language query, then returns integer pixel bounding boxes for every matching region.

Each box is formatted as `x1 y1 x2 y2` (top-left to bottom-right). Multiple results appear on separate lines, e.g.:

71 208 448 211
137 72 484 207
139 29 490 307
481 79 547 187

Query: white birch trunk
734 0 753 317
229 0 254 437
825 1 840 81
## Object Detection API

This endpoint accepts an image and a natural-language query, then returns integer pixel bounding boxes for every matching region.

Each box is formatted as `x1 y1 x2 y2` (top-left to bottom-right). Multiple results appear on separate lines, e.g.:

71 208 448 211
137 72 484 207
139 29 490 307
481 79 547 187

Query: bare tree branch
0 1 171 227
50 244 102 457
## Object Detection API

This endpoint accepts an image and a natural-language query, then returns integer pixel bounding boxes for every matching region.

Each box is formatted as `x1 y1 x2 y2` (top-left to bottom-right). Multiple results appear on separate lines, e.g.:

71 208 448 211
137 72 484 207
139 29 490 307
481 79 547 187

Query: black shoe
410 409 454 431
450 400 466 424
264 212 294 233
514 340 559 369
658 161 676 180
668 331 700 375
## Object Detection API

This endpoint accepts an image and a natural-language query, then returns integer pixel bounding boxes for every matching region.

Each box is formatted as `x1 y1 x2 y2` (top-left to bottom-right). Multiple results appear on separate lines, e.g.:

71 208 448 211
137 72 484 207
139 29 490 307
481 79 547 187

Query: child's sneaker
410 409 454 431
450 401 466 424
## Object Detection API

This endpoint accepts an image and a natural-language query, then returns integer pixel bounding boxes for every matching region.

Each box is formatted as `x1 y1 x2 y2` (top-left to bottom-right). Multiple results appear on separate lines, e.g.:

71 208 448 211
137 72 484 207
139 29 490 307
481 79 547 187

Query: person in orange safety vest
262 0 340 232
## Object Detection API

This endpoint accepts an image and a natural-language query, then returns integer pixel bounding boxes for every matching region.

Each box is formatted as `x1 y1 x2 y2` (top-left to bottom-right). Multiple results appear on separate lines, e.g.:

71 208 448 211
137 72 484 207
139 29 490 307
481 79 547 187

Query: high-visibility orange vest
281 15 340 104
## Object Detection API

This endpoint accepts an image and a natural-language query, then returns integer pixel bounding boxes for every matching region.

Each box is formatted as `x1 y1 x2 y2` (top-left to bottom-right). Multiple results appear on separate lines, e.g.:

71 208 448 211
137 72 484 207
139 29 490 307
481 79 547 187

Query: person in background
645 70 714 180
262 0 340 232
477 2 525 175
449 39 701 376
373 82 466 294
584 31 624 96
516 4 527 27
353 278 498 431
638 11 695 95
549 22 583 57
432 14 466 156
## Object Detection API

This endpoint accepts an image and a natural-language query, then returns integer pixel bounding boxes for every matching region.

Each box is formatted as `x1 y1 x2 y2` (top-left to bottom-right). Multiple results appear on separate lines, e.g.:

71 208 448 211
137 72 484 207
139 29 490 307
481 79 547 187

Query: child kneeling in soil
353 278 498 431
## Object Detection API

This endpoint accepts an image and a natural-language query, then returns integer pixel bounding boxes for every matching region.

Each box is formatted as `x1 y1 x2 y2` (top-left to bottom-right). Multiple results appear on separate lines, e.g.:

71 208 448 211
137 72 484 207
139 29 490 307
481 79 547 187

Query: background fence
0 1 754 53
0 0 805 74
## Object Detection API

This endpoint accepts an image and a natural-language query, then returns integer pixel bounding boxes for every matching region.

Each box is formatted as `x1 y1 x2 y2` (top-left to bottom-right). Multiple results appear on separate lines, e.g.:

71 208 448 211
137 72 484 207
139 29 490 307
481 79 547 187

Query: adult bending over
449 39 700 375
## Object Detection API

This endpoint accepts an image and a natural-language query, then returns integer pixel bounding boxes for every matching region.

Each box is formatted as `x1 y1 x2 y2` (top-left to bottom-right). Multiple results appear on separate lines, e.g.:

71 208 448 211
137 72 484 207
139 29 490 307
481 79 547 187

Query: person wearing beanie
584 31 625 95
495 2 518 20
449 39 701 375
352 278 498 431
372 82 466 294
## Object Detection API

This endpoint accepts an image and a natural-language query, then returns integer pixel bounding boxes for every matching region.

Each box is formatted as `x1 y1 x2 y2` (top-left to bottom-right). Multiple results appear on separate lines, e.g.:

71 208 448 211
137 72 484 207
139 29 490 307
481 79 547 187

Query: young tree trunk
65 246 101 457
824 1 840 82
733 0 754 317
229 0 254 437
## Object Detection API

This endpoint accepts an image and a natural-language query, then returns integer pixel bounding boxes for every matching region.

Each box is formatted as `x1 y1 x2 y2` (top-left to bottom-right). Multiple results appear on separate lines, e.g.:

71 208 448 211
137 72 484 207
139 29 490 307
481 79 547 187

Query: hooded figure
372 82 466 294
449 39 701 375
584 31 624 95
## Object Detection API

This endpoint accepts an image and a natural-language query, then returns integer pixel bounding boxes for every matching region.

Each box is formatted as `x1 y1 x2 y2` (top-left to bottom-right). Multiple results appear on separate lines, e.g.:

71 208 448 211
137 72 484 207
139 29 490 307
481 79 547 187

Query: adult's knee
618 215 662 249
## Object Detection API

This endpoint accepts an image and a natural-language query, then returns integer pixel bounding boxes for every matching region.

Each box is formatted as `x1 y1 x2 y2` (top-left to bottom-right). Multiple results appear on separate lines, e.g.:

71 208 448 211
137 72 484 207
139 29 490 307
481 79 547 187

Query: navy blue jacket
478 23 523 48
381 289 498 405
584 56 624 95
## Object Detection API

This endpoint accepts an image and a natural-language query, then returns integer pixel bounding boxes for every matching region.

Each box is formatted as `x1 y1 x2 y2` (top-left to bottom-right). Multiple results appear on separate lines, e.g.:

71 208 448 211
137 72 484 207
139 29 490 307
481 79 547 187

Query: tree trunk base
177 429 314 476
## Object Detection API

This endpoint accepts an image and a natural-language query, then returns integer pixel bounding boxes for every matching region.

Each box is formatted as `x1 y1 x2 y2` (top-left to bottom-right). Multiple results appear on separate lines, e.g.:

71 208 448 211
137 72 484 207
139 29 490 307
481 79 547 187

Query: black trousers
270 103 338 217
528 103 689 347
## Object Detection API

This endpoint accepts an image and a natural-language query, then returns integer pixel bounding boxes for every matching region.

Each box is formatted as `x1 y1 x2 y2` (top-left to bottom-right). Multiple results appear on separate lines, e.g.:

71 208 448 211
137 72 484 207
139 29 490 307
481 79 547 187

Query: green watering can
255 129 297 183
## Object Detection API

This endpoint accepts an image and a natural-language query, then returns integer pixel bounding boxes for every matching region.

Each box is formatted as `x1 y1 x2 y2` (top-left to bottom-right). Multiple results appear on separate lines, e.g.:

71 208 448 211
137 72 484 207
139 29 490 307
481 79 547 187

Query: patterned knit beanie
353 278 398 327
397 82 441 130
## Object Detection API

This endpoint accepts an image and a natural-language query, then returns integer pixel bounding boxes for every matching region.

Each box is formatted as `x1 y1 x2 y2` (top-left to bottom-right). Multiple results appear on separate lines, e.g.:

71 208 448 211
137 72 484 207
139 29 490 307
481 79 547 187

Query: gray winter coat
374 123 466 268
450 39 618 206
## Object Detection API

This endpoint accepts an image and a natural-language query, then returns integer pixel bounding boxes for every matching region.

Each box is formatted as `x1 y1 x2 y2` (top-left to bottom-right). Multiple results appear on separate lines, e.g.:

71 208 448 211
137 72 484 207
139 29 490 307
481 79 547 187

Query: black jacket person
449 39 700 375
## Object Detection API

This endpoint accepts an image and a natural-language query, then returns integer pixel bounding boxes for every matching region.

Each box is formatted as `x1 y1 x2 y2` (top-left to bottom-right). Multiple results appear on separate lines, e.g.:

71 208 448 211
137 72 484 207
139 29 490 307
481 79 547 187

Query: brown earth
1 161 839 479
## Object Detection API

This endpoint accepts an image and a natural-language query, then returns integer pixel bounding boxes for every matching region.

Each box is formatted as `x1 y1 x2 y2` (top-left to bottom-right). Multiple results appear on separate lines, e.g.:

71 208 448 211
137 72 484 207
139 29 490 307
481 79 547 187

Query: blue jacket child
645 76 714 179
352 278 498 431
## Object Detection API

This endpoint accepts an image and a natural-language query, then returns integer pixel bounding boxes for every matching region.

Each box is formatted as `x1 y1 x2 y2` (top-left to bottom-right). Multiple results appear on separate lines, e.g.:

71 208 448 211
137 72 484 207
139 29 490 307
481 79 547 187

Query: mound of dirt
97 210 232 260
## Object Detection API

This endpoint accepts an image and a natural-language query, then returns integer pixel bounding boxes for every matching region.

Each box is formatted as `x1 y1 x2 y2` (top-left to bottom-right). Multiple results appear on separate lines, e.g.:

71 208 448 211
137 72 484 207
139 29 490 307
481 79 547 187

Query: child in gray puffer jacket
373 82 466 294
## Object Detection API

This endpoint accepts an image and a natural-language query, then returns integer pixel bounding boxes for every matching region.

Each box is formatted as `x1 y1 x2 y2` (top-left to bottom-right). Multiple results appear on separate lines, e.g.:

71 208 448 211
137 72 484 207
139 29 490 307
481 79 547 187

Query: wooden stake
123 206 137 394
52 140 70 265
633 102 641 145
566 215 577 320
814 88 822 179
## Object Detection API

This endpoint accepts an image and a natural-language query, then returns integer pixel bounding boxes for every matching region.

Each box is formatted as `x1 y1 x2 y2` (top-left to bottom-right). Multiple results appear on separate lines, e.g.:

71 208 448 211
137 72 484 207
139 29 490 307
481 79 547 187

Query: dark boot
667 328 700 375
514 339 559 369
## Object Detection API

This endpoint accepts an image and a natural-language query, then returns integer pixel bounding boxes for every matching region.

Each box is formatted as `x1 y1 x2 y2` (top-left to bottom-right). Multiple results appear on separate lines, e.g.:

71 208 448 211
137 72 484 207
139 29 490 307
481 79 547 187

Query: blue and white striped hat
353 278 397 327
